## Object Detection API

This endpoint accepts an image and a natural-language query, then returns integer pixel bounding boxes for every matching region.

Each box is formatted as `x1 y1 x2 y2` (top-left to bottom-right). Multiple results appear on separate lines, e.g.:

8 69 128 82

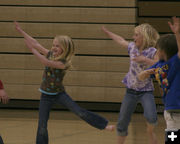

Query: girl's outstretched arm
14 21 49 56
101 26 129 48
168 17 180 58
25 40 65 69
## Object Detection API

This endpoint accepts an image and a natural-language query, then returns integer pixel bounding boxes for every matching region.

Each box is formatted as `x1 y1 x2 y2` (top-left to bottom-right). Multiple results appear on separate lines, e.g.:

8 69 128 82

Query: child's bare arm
138 69 155 81
168 17 180 58
101 26 129 48
133 52 159 66
14 21 49 56
25 40 65 69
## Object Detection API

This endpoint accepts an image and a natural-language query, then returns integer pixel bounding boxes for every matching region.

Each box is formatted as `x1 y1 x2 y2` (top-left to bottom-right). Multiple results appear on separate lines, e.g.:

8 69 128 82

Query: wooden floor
0 109 166 144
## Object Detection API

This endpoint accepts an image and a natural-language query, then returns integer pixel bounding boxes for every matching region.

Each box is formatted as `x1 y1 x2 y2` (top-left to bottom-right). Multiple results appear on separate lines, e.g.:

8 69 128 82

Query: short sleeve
148 47 157 59
128 42 135 54
59 59 69 70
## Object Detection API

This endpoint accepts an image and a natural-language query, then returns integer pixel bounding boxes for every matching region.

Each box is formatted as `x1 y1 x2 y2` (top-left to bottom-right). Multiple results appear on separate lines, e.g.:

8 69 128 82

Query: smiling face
51 38 63 57
133 29 144 49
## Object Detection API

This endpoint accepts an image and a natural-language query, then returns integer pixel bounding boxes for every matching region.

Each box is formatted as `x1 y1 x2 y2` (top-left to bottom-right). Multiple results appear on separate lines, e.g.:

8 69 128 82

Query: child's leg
140 92 158 144
117 89 138 144
146 123 157 144
0 135 4 144
55 91 112 130
117 135 126 144
36 93 54 144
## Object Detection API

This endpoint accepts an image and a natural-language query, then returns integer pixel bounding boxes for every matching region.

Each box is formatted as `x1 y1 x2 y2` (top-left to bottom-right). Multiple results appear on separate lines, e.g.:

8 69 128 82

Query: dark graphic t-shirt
39 51 66 95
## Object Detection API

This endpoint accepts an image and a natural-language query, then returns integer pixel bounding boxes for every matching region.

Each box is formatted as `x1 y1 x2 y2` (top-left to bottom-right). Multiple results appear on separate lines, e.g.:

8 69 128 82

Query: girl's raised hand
14 21 22 32
101 26 108 33
168 16 180 34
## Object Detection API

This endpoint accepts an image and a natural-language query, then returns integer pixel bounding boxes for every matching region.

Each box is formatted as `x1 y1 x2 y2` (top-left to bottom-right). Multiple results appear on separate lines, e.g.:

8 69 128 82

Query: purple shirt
122 42 156 91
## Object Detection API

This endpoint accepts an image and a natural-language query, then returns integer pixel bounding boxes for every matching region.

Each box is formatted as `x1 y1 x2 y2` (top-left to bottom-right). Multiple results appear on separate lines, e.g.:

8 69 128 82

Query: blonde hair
51 35 75 69
135 23 159 50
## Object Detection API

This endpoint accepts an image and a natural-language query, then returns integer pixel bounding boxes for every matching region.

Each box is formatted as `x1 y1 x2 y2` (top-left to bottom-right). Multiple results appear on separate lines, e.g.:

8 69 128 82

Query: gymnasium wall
1 0 179 107
138 0 180 34
0 0 137 104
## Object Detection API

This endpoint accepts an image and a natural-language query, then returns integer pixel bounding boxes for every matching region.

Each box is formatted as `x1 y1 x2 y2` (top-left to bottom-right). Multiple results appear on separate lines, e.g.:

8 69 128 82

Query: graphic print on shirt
154 64 169 95
40 51 66 93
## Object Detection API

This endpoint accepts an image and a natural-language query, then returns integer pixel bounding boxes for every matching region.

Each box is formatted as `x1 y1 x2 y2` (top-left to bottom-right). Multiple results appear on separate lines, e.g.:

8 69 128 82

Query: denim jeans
0 136 4 144
117 88 157 136
36 91 108 144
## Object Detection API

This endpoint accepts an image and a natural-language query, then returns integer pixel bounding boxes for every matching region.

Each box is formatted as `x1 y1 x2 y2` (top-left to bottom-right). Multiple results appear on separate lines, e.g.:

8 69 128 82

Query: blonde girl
14 22 114 144
102 24 159 144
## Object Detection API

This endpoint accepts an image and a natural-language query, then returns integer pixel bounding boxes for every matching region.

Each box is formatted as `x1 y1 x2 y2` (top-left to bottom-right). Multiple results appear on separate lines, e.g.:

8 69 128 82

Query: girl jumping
102 24 159 144
14 22 114 144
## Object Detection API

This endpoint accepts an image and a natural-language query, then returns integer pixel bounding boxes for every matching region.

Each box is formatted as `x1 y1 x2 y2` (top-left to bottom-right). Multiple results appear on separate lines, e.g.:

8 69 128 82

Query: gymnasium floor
0 109 165 144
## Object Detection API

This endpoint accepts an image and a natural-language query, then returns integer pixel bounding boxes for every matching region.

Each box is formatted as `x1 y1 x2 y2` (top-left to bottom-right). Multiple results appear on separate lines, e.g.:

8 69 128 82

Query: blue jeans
117 88 157 136
36 92 108 144
0 136 4 144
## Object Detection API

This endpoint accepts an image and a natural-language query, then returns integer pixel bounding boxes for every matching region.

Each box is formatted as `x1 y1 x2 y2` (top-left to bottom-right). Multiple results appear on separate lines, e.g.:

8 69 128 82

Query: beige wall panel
0 22 135 39
5 84 126 102
139 2 180 16
0 54 130 72
0 0 136 7
0 38 129 55
5 84 162 103
0 70 126 87
0 7 136 23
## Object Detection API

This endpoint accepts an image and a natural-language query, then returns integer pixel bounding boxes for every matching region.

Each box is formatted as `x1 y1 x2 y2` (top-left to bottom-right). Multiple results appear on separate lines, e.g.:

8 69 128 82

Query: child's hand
0 89 9 104
138 68 155 81
168 16 179 34
101 26 108 33
144 68 155 75
14 21 22 32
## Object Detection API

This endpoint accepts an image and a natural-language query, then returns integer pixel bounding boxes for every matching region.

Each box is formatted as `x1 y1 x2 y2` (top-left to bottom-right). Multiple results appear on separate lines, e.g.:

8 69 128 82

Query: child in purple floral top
102 24 159 144
123 42 157 92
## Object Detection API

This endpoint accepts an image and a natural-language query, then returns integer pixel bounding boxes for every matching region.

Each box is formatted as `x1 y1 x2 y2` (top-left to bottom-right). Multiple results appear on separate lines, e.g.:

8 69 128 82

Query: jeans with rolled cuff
117 88 157 136
36 91 108 144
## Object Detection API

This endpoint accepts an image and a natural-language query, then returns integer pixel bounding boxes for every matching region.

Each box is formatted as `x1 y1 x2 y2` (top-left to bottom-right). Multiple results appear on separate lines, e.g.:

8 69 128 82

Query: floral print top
122 42 157 91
